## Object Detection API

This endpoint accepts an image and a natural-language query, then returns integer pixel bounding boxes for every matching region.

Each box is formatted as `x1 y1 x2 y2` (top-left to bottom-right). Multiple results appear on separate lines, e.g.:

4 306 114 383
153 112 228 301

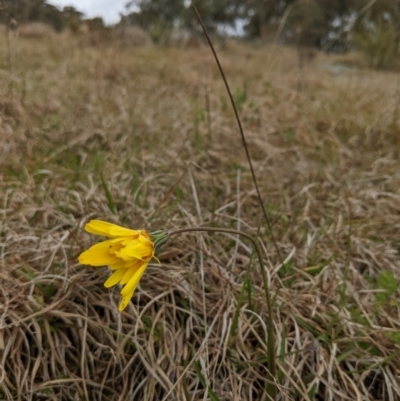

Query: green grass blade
230 251 254 338
100 173 116 214
193 360 221 401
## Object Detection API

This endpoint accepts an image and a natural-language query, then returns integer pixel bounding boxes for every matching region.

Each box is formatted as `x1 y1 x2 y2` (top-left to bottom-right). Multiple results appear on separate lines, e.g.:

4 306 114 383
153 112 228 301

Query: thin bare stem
2 1 14 96
205 89 212 141
169 226 277 398
192 5 283 264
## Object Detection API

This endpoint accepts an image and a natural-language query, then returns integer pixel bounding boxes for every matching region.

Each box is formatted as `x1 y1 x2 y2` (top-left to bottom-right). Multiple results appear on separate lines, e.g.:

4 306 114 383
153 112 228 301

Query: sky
48 0 131 24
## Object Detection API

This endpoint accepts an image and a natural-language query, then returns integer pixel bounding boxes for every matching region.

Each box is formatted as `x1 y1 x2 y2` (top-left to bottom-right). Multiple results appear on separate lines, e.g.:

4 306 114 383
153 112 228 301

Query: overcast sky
48 0 130 24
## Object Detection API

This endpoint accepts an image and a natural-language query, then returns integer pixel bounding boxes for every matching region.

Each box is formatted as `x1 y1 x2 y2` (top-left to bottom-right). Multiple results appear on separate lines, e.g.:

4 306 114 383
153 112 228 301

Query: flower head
78 220 157 311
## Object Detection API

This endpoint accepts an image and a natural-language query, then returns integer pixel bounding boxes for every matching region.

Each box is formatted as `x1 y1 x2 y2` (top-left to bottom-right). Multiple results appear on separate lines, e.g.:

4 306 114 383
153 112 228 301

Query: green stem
168 226 276 398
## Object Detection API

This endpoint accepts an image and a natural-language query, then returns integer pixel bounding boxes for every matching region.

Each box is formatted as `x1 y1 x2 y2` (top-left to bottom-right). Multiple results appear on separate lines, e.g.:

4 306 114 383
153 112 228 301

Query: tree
243 0 296 39
124 0 243 41
0 0 76 32
285 0 326 47
352 0 400 67
126 0 184 31
62 6 85 33
182 0 244 35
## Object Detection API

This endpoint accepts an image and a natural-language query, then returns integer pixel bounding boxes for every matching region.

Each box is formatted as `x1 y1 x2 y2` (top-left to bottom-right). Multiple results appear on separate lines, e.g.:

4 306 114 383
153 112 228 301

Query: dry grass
1 32 400 400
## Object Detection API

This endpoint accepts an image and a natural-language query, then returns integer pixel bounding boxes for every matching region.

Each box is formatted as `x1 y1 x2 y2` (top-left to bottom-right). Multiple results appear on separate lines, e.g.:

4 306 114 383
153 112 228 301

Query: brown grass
1 32 400 400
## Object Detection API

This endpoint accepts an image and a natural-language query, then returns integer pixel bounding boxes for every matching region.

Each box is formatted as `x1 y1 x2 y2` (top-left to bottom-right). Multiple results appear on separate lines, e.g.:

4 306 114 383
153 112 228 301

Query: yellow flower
78 220 155 311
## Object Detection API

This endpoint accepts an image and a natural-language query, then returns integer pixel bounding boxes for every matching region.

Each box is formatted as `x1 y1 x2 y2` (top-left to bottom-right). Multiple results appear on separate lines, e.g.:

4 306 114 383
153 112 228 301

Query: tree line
126 0 399 48
0 0 85 32
1 0 399 66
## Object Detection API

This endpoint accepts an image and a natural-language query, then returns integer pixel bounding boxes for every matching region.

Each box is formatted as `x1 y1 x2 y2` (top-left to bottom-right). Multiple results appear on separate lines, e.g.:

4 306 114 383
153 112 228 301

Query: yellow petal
120 261 143 284
138 233 152 243
120 262 149 297
86 238 125 250
104 268 127 288
108 259 127 271
117 239 153 261
78 240 121 266
119 289 135 311
84 220 141 238
138 230 151 240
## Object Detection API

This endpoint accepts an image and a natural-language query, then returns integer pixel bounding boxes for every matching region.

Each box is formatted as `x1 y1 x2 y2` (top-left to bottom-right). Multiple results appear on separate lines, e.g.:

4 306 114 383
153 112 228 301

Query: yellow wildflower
78 220 156 311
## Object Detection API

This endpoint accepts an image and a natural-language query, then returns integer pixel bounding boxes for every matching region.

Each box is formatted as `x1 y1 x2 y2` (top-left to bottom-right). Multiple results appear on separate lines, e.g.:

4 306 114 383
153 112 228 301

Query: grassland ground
1 31 400 400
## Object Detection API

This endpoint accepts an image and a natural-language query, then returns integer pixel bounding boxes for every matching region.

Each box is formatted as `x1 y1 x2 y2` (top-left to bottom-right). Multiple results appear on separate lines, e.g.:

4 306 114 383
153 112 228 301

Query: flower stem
168 226 277 398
